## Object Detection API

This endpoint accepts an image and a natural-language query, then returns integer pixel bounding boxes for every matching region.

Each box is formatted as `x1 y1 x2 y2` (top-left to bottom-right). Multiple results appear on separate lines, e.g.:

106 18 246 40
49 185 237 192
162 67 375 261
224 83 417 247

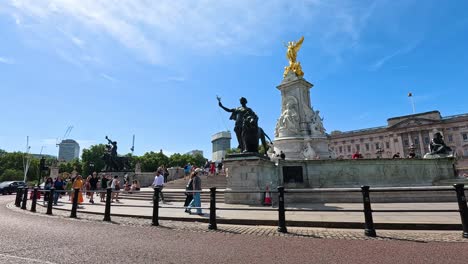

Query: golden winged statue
283 36 305 78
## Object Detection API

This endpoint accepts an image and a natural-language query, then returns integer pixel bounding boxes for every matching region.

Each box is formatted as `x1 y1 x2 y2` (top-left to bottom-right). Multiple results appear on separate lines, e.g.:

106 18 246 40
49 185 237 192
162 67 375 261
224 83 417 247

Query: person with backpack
186 168 203 215
184 173 194 213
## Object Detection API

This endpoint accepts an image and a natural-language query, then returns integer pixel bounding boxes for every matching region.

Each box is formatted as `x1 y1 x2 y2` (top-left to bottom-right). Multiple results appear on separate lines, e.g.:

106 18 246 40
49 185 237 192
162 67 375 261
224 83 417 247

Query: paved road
1 195 467 264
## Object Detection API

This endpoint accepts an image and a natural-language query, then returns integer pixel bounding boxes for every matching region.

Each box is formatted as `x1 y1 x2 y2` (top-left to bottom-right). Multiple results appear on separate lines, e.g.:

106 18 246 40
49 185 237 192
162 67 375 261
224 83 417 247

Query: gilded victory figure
283 36 305 78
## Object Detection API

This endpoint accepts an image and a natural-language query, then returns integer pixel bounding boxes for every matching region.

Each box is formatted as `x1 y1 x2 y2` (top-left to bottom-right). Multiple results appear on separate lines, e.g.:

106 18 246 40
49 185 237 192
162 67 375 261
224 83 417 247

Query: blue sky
0 0 467 158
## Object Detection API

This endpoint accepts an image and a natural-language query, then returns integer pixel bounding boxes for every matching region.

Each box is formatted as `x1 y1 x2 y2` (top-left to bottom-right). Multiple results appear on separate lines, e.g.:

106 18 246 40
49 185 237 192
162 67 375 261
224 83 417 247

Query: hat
195 168 202 173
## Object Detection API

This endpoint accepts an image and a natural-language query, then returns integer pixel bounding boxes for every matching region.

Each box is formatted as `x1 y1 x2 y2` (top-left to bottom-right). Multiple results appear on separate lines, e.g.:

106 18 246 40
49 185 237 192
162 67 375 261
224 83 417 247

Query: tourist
280 151 286 160
352 151 363 159
71 175 84 206
53 176 65 205
100 174 109 202
84 175 91 198
152 170 165 202
187 168 203 215
131 180 140 192
184 172 194 213
163 166 169 183
89 172 98 204
209 161 216 176
392 152 401 159
111 175 121 202
204 160 210 175
43 177 53 204
216 161 223 175
184 163 192 179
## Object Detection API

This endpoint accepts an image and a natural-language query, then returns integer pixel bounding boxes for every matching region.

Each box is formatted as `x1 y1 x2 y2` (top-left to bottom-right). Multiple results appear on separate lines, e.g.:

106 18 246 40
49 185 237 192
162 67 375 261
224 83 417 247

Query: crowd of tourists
40 172 140 206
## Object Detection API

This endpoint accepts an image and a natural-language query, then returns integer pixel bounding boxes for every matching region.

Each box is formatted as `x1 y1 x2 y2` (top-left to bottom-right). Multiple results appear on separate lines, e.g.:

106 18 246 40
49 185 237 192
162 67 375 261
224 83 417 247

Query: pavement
31 188 465 230
2 195 468 264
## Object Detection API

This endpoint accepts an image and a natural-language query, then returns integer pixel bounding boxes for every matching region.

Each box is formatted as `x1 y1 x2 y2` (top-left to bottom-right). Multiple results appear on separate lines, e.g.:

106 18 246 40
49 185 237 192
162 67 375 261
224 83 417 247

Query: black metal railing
14 183 468 239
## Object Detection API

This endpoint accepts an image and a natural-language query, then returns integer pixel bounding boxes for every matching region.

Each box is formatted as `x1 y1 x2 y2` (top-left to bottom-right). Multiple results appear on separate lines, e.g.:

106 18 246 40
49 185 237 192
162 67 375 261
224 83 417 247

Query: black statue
218 97 261 153
429 132 452 155
102 136 130 171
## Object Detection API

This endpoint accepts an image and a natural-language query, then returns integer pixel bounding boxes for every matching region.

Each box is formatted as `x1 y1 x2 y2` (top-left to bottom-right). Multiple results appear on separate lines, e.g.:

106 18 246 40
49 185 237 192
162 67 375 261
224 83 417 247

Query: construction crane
56 125 74 146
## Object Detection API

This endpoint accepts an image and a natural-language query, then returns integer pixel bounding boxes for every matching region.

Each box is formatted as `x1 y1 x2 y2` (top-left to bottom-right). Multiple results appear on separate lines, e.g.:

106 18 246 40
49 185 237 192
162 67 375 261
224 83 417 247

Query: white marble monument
273 37 332 160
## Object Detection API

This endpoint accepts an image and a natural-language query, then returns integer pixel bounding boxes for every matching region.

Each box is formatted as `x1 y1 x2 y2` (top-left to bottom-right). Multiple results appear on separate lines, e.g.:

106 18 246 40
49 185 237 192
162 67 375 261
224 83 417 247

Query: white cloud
370 40 421 71
100 73 117 82
4 0 378 65
0 56 15 64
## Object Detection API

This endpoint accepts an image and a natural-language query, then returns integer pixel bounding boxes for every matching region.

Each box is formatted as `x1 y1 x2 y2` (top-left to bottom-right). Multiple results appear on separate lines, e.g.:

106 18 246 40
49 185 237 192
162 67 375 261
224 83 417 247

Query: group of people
41 172 140 206
184 161 224 180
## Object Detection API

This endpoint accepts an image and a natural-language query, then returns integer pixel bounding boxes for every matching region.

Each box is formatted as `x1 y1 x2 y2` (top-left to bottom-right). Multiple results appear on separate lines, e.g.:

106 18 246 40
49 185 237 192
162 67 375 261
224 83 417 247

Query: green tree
187 153 206 167
0 169 23 181
226 148 240 154
139 151 169 172
81 144 106 175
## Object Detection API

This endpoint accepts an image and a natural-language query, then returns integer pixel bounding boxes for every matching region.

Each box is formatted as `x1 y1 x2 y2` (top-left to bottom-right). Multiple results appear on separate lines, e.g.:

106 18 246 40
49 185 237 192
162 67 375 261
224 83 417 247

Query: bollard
152 187 160 226
361 186 376 237
454 184 468 238
277 186 287 233
15 187 23 207
70 188 79 218
30 187 38 212
208 187 217 230
21 187 28 210
103 188 112 222
46 188 54 215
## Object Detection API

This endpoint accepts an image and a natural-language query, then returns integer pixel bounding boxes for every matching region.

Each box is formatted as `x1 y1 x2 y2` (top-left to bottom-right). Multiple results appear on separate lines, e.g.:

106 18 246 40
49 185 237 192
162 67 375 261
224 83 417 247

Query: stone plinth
224 155 277 205
273 72 331 159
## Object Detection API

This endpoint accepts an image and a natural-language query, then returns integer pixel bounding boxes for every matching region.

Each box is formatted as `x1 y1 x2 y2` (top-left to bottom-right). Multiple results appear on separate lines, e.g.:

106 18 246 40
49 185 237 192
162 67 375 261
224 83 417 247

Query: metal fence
13 184 468 238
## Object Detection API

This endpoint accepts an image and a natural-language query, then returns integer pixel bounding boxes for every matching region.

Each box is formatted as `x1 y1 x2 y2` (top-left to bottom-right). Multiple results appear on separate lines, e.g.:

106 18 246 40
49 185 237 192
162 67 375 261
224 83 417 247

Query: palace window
339 146 343 153
414 137 419 145
365 143 370 151
424 137 430 144
448 135 453 142
385 142 390 149
356 145 360 151
463 133 468 141
347 145 351 152
404 139 409 146
375 143 380 149
394 138 399 143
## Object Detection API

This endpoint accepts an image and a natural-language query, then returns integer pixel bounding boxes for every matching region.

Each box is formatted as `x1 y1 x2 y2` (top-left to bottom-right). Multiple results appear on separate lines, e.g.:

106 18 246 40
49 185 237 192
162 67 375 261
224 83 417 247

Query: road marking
0 253 57 264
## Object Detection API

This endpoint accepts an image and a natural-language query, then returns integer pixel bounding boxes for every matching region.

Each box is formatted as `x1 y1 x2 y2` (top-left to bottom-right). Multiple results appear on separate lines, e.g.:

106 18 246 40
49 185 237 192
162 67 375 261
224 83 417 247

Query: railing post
46 188 54 215
277 186 287 233
21 187 28 210
15 187 23 207
454 184 468 238
70 188 79 218
361 185 376 237
152 187 160 226
30 187 38 212
103 188 112 222
208 187 217 230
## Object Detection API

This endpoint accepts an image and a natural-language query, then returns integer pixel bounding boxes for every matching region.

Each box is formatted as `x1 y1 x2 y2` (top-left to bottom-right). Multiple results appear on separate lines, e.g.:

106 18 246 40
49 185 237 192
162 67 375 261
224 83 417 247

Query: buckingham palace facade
328 111 468 174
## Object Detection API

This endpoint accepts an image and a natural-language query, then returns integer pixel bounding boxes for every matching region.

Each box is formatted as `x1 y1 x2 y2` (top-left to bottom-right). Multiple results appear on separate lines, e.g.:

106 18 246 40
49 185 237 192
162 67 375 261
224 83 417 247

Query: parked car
0 181 18 195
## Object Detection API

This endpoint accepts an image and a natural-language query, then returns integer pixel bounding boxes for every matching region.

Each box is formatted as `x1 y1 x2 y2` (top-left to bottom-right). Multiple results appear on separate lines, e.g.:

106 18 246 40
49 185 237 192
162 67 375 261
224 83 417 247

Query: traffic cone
264 185 272 206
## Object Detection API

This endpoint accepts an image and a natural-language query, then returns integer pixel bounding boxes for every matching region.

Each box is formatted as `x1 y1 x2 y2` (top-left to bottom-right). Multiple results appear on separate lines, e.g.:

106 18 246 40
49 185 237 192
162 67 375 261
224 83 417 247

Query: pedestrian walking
111 175 120 202
100 174 109 202
89 172 98 204
53 176 65 205
184 173 194 213
71 175 84 206
152 170 165 202
187 168 203 215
